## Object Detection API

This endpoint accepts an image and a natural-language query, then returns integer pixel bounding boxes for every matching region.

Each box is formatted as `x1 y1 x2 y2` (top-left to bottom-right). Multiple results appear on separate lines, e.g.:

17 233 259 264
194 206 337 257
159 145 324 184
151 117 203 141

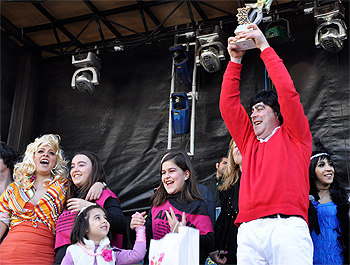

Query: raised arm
226 23 310 144
114 212 147 265
115 238 146 265
242 24 311 143
220 36 254 153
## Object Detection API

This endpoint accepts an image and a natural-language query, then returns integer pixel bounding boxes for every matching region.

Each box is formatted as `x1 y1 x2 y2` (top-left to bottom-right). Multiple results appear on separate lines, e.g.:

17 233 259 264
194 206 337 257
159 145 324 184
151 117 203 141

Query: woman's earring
184 171 190 181
51 165 58 176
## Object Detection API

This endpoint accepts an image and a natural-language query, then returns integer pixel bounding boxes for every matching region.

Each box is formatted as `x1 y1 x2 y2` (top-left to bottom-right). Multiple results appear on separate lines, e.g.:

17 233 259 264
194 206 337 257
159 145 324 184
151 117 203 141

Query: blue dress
311 201 343 265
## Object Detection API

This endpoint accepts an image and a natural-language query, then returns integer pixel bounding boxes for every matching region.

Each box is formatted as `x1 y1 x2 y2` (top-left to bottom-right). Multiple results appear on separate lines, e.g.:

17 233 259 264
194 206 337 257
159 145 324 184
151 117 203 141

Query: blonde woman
210 139 242 264
0 134 68 264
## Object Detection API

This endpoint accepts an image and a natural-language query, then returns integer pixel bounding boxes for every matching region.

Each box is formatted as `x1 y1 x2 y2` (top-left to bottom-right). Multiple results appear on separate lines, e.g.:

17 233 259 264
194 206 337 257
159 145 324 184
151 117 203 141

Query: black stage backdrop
2 11 349 212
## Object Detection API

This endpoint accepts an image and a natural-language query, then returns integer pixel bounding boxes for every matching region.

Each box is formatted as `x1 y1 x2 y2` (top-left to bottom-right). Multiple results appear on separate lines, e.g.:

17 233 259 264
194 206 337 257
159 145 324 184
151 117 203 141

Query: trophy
230 0 273 51
230 6 257 51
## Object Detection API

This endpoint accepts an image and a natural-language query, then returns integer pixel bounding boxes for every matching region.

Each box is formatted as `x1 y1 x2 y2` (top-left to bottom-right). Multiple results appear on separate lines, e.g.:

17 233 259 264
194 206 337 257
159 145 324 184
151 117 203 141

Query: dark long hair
151 149 202 207
0 141 19 178
309 138 349 263
70 204 110 244
66 150 107 202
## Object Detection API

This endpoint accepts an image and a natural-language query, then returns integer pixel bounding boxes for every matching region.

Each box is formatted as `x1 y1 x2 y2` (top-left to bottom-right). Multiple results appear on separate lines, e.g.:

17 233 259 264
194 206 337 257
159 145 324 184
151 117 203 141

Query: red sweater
220 47 312 226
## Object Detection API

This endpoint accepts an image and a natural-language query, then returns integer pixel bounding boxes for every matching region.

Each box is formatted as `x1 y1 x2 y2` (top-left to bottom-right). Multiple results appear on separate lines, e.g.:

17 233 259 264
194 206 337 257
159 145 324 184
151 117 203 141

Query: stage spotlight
265 18 294 46
196 25 225 73
169 45 192 85
315 20 347 52
71 52 101 93
171 93 190 134
314 1 347 53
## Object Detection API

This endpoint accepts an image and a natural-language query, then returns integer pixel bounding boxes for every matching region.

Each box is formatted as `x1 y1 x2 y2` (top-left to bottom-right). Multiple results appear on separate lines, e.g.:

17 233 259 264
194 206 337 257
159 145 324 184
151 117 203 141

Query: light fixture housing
71 52 101 93
314 1 348 52
315 19 347 52
196 25 225 73
265 18 294 46
71 67 100 93
198 46 223 73
169 45 192 85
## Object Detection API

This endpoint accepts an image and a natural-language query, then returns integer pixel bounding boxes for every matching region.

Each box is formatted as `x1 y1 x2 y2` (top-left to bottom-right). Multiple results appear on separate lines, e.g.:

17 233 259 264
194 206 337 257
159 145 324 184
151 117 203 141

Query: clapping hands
165 207 186 233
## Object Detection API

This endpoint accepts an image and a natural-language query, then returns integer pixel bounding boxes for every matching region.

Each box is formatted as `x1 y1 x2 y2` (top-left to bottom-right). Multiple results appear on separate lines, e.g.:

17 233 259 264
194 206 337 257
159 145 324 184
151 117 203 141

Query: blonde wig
219 139 241 191
14 134 68 189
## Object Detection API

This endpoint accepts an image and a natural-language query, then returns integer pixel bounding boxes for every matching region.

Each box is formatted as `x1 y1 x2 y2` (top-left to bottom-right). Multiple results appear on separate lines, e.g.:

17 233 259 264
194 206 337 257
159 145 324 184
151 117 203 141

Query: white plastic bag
149 226 200 265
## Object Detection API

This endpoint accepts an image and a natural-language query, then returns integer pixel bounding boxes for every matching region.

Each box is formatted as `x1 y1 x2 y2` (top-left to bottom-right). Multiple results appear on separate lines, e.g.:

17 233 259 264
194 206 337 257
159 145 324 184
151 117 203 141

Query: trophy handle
246 0 274 25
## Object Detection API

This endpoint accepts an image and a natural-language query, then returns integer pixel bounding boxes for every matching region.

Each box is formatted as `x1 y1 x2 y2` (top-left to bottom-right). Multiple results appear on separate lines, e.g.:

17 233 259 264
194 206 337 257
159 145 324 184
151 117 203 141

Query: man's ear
216 162 219 170
274 111 282 125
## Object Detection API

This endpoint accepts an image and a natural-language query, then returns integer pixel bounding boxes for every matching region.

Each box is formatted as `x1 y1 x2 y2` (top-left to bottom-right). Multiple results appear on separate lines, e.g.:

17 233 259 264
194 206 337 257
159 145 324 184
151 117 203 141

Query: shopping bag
149 226 200 265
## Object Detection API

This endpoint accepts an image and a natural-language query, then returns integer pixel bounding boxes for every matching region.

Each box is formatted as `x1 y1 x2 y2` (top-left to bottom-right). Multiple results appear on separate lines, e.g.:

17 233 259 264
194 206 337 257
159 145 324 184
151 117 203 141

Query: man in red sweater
220 24 313 264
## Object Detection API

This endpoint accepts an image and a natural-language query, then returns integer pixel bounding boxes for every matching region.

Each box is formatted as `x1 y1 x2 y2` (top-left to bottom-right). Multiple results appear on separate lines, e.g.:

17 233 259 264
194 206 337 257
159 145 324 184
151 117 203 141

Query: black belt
260 213 294 219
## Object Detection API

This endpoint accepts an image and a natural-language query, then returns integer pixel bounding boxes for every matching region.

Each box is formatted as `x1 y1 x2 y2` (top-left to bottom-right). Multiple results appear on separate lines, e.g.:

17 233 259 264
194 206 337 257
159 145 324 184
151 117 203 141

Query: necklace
77 242 113 262
27 174 36 183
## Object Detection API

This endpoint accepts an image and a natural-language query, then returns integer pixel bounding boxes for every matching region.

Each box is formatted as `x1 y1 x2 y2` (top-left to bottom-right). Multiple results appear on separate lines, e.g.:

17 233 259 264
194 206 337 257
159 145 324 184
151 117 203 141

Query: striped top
0 180 67 234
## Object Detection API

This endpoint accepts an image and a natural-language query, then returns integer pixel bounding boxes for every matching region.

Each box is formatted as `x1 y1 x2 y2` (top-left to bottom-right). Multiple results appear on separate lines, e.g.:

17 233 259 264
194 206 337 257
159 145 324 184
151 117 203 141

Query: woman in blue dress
309 138 349 265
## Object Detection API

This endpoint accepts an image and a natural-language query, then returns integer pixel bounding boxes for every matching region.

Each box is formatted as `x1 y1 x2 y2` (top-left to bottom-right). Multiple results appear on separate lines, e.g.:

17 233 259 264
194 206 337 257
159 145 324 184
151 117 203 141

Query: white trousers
237 215 313 265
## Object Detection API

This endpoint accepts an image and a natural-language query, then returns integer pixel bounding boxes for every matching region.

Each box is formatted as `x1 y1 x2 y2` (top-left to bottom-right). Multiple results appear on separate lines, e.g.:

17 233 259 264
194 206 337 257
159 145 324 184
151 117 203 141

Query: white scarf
67 237 115 265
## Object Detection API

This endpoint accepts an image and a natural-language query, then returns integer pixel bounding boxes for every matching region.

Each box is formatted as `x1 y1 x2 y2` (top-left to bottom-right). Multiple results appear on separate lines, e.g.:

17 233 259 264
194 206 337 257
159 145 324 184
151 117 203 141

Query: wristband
135 226 146 242
135 226 145 232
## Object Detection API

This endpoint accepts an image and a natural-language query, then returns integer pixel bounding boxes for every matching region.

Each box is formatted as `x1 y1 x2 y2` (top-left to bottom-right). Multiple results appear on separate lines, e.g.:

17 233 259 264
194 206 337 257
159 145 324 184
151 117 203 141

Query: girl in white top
61 204 146 265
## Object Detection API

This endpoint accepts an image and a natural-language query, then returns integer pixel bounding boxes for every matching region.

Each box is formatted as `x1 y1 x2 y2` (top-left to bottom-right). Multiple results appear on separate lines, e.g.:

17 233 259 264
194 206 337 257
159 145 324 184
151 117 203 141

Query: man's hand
228 24 270 63
227 36 246 64
240 24 270 51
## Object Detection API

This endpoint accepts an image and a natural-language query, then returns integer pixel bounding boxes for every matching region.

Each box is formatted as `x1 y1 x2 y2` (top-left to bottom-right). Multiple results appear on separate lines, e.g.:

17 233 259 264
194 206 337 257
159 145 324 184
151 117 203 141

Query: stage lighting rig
314 1 347 53
71 52 101 93
169 44 192 85
265 17 294 46
196 25 225 73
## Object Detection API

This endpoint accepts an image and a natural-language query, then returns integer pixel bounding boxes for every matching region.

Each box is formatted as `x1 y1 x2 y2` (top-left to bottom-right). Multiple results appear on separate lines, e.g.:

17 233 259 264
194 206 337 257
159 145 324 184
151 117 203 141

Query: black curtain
5 10 347 211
